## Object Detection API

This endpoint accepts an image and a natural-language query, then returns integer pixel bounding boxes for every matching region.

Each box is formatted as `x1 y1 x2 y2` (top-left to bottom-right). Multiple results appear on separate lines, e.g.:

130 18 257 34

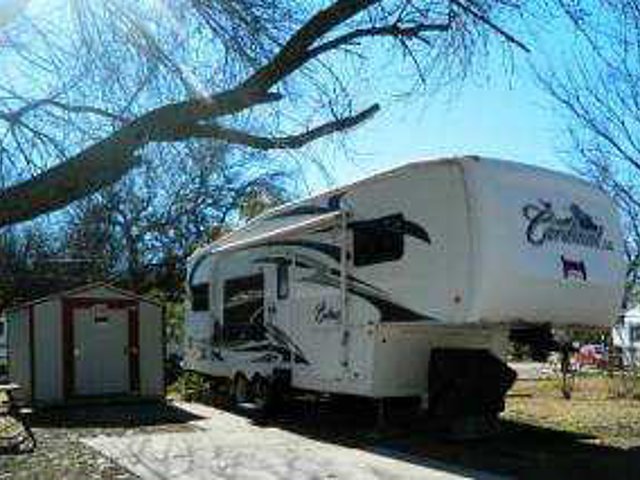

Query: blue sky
0 0 570 196
302 3 574 193
313 60 568 192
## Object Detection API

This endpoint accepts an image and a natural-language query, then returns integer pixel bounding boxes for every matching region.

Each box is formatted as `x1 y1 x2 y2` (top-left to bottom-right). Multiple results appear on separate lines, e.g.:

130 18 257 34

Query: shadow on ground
29 400 204 431
242 396 640 480
22 397 640 479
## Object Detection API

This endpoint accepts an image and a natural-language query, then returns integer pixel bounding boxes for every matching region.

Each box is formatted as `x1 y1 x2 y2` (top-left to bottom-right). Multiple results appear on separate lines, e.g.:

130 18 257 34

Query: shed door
73 306 130 396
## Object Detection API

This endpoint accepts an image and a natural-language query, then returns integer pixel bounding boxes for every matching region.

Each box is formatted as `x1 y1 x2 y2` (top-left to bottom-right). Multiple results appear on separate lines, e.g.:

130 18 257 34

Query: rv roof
190 155 589 260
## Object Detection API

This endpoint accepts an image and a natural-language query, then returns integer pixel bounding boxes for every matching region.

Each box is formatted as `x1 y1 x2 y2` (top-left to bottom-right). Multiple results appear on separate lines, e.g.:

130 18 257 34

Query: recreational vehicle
183 157 626 419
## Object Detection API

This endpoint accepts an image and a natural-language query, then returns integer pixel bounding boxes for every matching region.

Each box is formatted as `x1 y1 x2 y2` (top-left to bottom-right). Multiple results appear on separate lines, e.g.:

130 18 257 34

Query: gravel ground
0 424 136 480
0 401 202 479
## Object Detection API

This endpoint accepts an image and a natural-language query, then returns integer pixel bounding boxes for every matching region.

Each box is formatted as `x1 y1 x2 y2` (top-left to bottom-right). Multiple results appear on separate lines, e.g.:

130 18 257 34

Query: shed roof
4 281 163 313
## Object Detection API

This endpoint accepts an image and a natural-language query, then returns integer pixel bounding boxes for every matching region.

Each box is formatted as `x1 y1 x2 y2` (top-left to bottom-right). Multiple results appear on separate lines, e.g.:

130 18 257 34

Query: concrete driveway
84 402 505 480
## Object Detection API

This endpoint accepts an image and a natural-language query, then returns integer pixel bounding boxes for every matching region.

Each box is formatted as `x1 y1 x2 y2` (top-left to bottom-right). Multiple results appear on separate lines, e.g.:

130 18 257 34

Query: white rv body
184 157 626 400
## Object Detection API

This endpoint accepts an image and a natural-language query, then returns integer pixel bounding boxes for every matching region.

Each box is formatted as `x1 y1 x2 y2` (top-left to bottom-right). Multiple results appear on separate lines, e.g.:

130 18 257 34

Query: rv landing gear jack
559 342 576 400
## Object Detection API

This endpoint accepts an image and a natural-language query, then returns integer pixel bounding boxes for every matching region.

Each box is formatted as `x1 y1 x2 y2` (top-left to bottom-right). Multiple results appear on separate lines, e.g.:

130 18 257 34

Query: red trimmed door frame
28 305 35 403
62 297 140 399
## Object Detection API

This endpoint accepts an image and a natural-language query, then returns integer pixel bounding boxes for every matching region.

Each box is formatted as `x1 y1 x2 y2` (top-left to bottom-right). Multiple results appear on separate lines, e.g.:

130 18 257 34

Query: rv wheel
232 373 250 406
250 374 272 411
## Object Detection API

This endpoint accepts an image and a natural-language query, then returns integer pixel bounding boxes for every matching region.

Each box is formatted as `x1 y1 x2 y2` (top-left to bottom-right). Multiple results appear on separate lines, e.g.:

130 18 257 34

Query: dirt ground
1 375 640 479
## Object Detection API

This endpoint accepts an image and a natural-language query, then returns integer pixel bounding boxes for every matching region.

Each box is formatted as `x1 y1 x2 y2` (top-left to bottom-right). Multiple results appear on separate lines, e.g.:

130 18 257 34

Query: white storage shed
6 282 165 405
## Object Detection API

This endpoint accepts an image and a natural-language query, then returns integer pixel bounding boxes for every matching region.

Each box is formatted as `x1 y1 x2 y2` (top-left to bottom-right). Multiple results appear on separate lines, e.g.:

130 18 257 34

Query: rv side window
223 274 265 344
631 326 640 343
191 283 210 311
277 263 289 299
352 214 404 267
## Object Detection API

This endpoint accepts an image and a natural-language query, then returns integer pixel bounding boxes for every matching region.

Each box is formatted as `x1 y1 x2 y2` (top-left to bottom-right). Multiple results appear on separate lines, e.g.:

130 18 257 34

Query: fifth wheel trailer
183 157 626 418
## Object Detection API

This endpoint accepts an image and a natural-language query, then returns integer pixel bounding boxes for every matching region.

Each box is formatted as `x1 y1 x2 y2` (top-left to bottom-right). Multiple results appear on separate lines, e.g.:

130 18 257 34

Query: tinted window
352 214 404 266
631 326 640 343
191 283 210 312
223 274 265 344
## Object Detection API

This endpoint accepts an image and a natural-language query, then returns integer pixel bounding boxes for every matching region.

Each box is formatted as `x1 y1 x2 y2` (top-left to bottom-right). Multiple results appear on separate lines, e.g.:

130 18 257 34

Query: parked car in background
576 343 608 370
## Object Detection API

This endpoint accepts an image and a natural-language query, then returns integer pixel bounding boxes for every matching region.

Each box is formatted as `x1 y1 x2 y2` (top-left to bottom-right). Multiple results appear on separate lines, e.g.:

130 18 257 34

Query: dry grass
505 375 640 448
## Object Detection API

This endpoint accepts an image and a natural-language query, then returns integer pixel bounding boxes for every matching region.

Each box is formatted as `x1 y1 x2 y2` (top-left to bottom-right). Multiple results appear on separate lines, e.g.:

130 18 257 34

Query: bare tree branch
451 0 530 52
309 21 451 58
176 104 381 149
240 0 380 92
0 0 525 228
0 139 137 227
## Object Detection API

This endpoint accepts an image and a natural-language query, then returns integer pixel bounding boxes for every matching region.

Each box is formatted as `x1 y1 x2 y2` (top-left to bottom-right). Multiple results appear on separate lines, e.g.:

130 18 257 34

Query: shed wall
8 308 31 403
33 299 63 403
139 302 164 397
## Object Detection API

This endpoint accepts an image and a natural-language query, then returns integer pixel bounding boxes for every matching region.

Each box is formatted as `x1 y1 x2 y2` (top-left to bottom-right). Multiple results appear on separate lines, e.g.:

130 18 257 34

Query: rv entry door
264 257 296 366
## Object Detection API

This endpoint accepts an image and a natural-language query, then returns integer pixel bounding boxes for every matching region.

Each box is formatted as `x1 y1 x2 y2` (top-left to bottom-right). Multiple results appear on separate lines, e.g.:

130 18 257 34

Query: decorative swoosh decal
297 265 436 323
401 218 432 244
231 340 308 364
188 240 341 287
254 253 438 323
188 208 431 289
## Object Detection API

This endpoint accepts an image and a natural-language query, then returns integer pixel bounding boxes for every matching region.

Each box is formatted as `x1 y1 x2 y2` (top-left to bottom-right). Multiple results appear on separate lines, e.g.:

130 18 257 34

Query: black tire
250 374 272 412
231 373 250 406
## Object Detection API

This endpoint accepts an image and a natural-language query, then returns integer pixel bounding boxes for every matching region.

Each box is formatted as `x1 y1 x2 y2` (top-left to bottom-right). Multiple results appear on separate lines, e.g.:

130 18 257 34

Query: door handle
124 346 139 356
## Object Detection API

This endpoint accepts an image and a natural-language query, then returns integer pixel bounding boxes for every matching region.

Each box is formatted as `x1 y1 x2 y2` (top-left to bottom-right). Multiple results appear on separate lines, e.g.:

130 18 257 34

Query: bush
170 371 216 403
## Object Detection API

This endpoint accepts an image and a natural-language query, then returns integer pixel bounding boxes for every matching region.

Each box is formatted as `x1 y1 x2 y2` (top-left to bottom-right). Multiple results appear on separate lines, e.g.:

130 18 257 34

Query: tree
51 140 291 294
62 197 118 281
0 222 60 309
0 0 527 228
537 1 640 305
